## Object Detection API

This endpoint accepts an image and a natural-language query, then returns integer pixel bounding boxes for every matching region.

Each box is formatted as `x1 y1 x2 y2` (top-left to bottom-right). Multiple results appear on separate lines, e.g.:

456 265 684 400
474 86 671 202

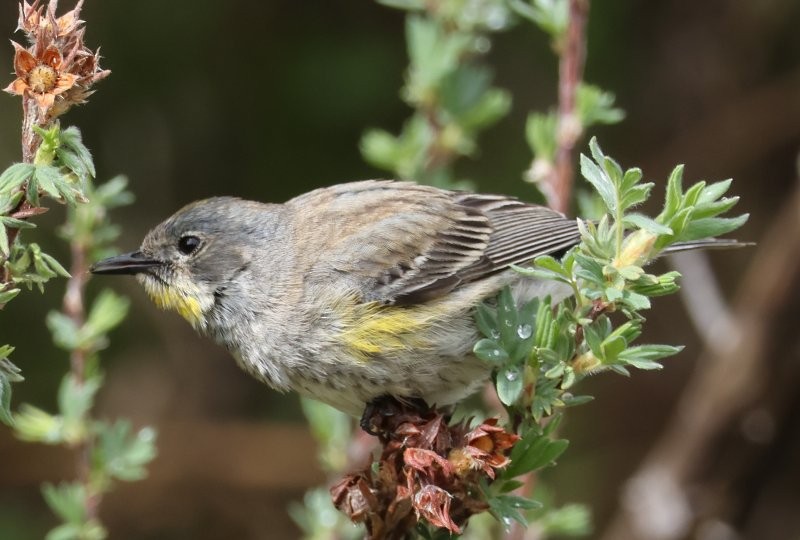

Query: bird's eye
178 235 202 255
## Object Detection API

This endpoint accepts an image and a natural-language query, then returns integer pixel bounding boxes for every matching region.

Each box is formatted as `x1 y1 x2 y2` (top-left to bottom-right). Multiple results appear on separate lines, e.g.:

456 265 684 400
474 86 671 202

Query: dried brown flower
6 42 77 113
332 399 520 539
5 0 109 118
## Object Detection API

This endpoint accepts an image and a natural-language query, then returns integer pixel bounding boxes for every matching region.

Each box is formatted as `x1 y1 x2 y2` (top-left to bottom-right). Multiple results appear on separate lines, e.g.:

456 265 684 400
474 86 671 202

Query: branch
544 0 589 213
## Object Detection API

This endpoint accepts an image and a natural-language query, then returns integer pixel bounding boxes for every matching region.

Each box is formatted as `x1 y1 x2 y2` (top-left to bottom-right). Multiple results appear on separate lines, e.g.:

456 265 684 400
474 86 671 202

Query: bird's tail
663 238 752 253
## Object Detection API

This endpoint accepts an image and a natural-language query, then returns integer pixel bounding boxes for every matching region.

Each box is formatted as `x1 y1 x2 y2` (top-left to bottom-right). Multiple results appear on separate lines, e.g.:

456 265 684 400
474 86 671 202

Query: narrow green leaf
0 288 21 304
682 214 749 241
59 126 95 178
623 213 673 235
25 173 39 206
39 252 71 278
505 433 569 477
55 147 90 182
698 178 732 203
34 165 63 200
58 374 101 425
683 181 706 207
660 165 684 220
691 196 739 220
621 290 651 311
475 304 497 339
0 216 36 229
580 154 616 213
534 255 568 276
0 163 35 192
0 226 8 256
41 482 87 524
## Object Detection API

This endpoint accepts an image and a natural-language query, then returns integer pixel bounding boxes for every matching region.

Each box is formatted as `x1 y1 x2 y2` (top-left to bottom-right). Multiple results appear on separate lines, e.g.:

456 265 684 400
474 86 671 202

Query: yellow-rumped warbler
89 180 718 418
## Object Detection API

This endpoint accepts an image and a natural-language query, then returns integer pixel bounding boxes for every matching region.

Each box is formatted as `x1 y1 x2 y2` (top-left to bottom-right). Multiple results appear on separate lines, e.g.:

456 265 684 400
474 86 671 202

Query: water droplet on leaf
505 369 519 381
517 324 532 339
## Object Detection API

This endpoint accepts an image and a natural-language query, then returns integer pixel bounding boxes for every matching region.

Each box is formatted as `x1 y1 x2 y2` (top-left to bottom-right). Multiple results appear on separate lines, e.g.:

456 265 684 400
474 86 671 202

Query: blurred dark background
0 1 798 539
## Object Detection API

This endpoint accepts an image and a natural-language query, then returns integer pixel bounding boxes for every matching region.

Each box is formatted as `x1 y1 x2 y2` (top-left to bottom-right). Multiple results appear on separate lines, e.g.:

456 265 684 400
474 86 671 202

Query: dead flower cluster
332 401 518 539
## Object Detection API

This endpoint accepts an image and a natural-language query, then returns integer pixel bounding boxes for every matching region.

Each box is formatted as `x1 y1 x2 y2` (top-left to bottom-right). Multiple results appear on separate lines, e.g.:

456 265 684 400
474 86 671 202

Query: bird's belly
286 348 491 417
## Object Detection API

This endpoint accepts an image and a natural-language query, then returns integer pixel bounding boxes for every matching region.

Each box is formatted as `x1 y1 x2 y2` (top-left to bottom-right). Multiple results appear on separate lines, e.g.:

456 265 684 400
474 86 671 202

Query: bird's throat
139 275 206 328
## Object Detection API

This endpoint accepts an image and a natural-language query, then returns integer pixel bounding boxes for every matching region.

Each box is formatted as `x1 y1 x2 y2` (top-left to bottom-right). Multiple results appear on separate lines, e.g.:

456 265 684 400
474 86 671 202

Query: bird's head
91 197 278 330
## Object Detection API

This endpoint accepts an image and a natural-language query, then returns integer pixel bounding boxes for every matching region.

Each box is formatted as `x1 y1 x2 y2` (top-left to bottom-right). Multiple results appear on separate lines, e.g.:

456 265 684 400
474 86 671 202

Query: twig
544 0 589 214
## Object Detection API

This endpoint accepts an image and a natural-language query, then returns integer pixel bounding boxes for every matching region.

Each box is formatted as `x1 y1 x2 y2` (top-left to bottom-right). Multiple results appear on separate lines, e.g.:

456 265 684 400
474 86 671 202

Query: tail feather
663 238 753 253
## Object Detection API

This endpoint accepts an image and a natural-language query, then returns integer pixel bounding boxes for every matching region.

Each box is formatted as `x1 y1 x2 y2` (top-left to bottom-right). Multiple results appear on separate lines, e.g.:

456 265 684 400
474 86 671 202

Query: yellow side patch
339 302 437 359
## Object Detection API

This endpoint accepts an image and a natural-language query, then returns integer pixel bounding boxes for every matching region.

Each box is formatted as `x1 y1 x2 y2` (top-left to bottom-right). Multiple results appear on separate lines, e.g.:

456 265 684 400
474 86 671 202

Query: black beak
90 251 161 275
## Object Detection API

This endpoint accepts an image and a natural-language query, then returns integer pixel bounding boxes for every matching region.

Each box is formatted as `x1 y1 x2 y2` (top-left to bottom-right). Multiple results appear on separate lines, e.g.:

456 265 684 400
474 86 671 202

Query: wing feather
291 181 580 306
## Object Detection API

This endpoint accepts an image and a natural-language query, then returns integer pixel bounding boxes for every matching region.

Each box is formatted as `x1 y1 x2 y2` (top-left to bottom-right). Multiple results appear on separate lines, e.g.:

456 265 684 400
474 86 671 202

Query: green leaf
39 252 71 278
46 311 81 350
0 352 24 426
508 0 568 38
474 339 508 364
42 482 87 525
59 126 96 178
560 393 594 407
534 255 568 276
58 374 101 428
14 404 64 443
681 214 749 241
95 420 157 482
55 148 90 182
34 165 64 200
488 494 543 531
698 178 732 203
619 344 683 364
0 288 21 304
25 171 39 206
623 213 673 235
505 430 569 478
475 304 497 339
580 153 616 214
0 216 36 229
576 84 625 127
691 196 740 220
660 165 684 221
82 290 130 344
620 183 653 211
496 367 523 405
0 163 35 193
525 111 558 161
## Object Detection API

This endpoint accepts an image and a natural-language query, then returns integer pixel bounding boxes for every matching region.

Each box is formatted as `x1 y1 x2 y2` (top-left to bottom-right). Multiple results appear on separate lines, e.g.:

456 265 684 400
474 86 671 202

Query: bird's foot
360 395 431 438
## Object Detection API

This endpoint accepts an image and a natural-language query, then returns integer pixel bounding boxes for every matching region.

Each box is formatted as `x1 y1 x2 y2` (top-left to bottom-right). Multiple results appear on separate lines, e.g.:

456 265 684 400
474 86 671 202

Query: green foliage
0 124 102 421
508 0 568 42
47 290 129 353
474 138 745 532
1 118 154 537
0 346 23 426
94 420 157 483
41 483 107 540
361 2 511 188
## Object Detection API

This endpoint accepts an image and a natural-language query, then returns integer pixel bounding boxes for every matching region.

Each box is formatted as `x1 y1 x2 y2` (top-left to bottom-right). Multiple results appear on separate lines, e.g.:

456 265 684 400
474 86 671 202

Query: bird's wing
290 180 580 305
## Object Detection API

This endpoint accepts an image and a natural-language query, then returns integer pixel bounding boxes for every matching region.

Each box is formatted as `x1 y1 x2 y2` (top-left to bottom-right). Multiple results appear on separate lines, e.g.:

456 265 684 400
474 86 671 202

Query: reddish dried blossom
5 0 109 117
332 400 520 539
